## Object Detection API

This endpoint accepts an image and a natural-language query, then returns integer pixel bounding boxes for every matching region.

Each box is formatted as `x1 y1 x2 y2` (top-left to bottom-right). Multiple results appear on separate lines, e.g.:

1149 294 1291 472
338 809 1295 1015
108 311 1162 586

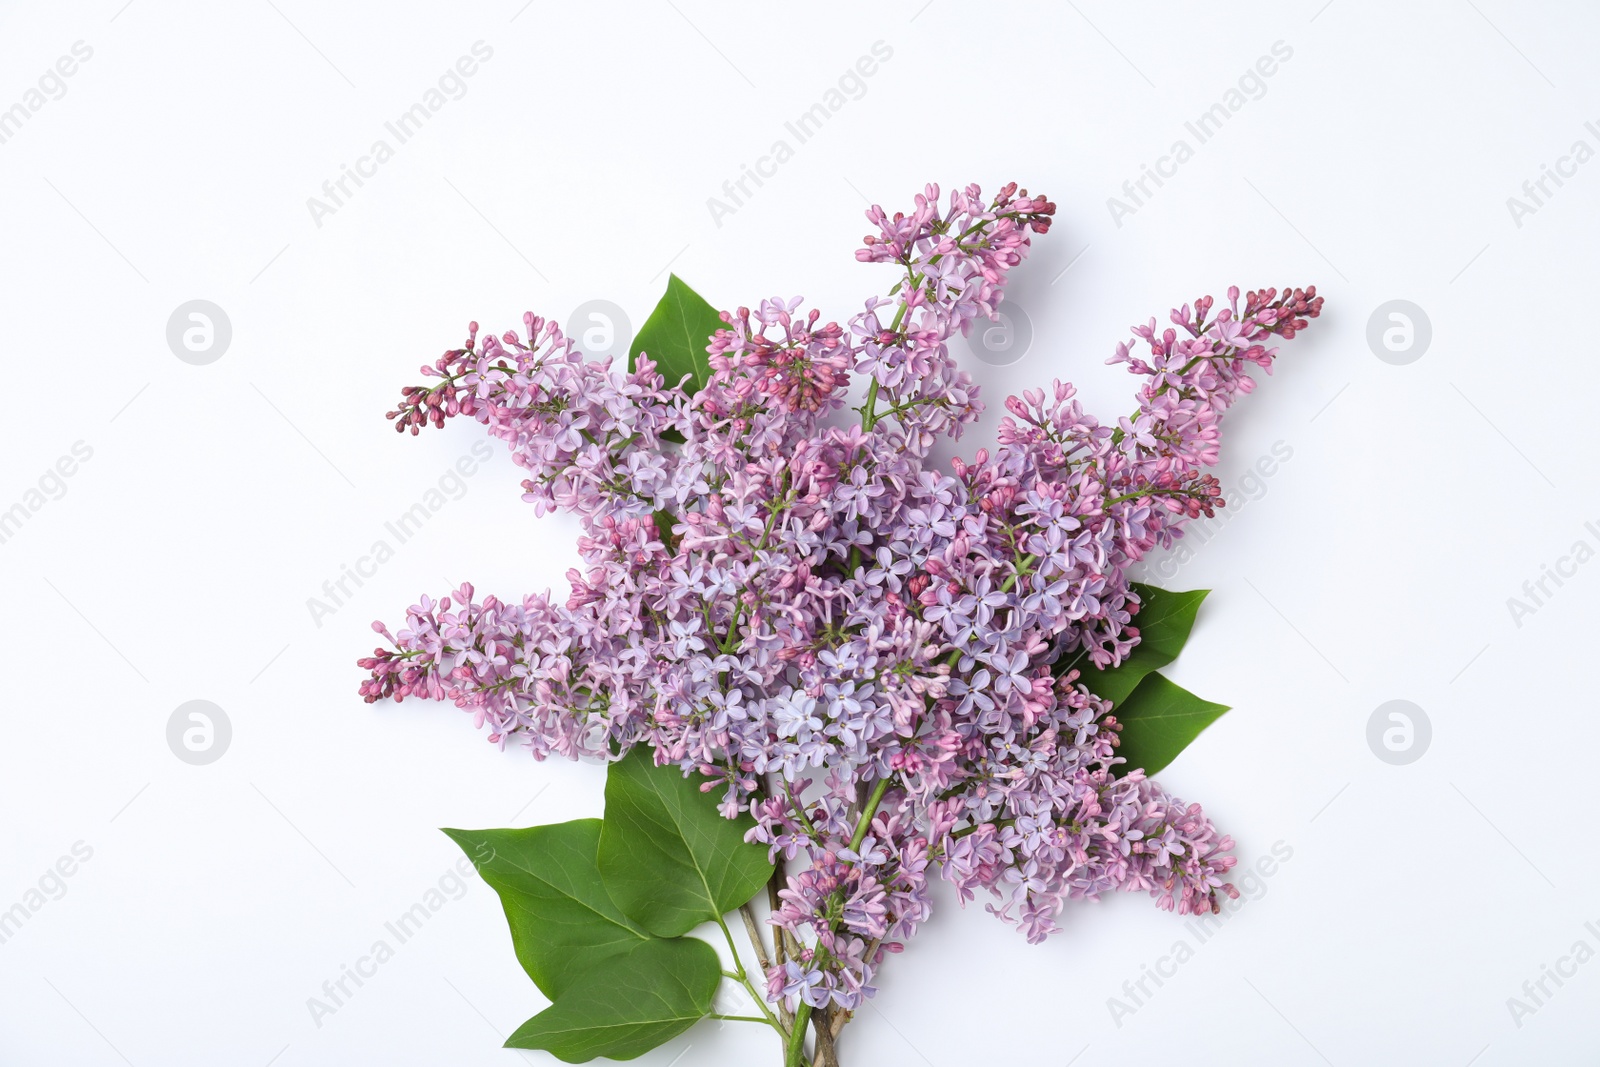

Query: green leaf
1058 583 1209 706
628 274 723 394
505 936 719 1062
1112 672 1230 777
441 821 649 999
652 509 679 553
598 748 773 937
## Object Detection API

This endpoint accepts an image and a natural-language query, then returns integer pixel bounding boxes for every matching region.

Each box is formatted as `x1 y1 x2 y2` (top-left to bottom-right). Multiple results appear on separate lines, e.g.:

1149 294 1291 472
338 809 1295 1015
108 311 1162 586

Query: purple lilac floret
359 181 1323 1014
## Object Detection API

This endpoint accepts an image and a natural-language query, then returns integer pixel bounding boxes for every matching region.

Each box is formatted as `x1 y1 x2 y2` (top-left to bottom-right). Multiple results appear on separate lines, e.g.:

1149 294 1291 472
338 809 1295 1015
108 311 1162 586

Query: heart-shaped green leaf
598 748 773 937
1058 583 1209 706
1112 671 1230 777
628 274 723 394
442 820 649 999
505 936 719 1062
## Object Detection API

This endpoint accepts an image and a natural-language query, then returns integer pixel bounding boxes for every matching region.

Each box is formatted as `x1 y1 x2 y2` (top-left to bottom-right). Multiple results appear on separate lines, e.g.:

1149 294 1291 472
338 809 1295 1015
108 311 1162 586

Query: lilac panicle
362 181 1322 1011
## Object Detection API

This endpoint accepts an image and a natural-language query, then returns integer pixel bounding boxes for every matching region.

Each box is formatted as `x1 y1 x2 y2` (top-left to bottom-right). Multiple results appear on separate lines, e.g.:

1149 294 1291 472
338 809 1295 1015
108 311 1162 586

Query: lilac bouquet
358 182 1322 1064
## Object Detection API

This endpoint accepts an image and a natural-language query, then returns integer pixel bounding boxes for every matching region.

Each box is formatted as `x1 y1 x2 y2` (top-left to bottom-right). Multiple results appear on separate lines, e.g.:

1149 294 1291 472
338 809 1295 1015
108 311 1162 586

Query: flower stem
715 916 787 1040
739 903 773 973
998 553 1038 594
739 899 794 1031
861 378 880 430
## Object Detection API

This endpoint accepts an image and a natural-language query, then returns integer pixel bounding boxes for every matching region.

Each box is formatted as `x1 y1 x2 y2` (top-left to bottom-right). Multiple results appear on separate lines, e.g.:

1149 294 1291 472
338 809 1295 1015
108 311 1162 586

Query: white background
2 1 1597 1064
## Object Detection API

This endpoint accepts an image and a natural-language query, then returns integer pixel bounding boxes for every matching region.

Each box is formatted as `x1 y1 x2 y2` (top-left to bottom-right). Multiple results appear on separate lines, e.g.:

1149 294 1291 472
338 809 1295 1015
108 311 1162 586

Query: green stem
861 377 881 430
716 916 786 1037
850 777 892 852
998 554 1038 594
888 296 911 333
783 779 825 842
1105 485 1197 508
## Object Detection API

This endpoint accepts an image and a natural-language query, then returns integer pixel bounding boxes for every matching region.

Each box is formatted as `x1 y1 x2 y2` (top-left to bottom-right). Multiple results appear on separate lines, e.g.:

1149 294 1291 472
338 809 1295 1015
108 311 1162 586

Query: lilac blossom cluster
360 182 1322 1021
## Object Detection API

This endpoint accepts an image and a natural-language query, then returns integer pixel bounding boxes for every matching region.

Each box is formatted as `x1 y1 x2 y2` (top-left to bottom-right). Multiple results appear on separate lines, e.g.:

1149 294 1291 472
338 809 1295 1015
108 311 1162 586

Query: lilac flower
362 181 1324 1019
775 693 823 741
